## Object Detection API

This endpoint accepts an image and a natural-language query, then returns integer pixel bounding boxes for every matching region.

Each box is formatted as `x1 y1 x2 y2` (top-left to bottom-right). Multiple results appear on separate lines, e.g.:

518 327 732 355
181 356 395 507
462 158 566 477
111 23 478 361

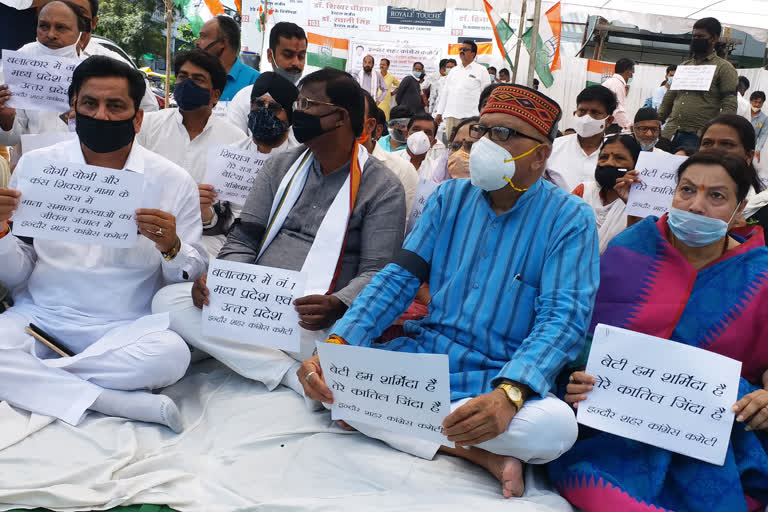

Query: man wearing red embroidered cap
299 84 600 498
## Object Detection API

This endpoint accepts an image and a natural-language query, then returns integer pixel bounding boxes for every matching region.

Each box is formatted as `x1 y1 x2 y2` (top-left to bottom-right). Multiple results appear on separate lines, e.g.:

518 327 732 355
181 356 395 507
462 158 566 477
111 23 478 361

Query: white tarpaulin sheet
0 360 574 512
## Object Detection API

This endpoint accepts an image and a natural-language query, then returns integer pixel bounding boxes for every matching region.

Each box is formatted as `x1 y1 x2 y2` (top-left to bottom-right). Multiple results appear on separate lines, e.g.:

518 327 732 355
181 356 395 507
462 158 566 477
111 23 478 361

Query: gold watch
162 237 181 262
497 382 525 412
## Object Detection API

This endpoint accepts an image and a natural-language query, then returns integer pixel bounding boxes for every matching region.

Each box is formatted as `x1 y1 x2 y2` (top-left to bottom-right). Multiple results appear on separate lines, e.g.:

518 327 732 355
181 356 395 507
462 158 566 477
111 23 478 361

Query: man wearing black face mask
153 68 405 400
195 15 260 103
137 49 244 258
659 17 738 150
0 56 207 432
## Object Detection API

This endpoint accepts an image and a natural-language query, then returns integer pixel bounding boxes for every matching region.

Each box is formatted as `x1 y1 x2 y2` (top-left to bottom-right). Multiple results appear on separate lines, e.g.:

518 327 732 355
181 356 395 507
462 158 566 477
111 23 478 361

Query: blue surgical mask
413 70 423 79
639 138 659 151
667 76 674 87
469 136 540 191
667 207 738 247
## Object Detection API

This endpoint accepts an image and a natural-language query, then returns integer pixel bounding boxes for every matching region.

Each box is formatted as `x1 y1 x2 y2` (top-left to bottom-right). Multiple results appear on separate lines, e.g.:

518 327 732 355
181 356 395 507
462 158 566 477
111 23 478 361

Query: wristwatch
162 237 181 262
496 381 525 412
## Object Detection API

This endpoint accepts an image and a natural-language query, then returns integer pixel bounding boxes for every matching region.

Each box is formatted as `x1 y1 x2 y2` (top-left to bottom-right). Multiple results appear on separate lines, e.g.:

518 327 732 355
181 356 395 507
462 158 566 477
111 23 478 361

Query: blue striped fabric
331 178 600 400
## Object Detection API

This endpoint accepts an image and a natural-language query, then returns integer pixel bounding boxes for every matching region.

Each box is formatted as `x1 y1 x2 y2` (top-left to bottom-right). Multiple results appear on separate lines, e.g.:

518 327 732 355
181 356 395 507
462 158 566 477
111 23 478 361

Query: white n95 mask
469 136 540 191
35 33 81 59
572 113 607 138
407 131 431 156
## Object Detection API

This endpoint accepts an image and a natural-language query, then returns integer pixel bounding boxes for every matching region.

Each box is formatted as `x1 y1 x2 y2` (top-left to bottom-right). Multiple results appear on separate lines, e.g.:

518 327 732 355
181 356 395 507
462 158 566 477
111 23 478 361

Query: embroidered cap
481 85 562 142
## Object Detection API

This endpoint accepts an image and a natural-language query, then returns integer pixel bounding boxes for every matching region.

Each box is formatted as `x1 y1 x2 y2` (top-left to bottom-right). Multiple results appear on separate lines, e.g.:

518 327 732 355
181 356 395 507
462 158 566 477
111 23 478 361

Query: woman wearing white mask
547 85 615 191
552 150 768 512
0 0 86 162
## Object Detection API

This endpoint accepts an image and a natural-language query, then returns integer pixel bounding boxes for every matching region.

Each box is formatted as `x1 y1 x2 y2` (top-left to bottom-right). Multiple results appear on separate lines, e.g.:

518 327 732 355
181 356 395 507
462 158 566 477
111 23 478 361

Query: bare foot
440 446 525 498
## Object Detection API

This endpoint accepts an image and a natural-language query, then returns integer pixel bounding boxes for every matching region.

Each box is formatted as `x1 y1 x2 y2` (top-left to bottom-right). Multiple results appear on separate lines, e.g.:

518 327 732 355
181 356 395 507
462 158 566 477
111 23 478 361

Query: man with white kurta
152 68 406 395
355 55 386 105
136 49 244 258
0 56 207 431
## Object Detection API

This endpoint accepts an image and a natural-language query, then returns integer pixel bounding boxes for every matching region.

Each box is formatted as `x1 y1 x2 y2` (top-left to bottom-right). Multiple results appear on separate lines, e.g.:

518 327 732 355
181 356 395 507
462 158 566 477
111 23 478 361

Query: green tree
94 0 168 63
176 23 197 52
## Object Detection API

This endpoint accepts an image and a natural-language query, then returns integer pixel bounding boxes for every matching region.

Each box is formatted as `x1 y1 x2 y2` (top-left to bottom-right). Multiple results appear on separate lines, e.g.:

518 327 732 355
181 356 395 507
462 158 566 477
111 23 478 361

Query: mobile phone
28 323 74 357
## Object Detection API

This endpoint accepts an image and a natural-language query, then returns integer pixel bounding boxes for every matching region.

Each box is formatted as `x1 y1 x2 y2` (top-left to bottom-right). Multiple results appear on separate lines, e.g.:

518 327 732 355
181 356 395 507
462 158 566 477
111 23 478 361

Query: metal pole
164 1 173 107
511 0 527 83
526 0 542 88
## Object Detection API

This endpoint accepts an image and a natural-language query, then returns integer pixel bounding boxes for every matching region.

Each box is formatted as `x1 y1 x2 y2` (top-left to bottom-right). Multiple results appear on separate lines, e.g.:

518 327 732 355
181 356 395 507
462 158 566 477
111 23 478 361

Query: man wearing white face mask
298 84 599 499
401 113 443 179
547 85 616 191
0 1 86 163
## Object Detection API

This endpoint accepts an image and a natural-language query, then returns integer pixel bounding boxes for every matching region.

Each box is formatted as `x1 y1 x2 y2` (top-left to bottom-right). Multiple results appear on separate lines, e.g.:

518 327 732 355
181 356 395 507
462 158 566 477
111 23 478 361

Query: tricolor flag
449 42 494 68
521 1 562 87
306 33 349 71
586 59 616 87
175 0 225 36
482 0 517 69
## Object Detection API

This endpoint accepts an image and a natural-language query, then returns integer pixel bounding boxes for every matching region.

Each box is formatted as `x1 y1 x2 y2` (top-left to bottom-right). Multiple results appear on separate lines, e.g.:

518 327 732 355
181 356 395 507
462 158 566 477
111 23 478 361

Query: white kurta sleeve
226 86 252 135
0 230 37 288
0 110 28 146
161 175 207 282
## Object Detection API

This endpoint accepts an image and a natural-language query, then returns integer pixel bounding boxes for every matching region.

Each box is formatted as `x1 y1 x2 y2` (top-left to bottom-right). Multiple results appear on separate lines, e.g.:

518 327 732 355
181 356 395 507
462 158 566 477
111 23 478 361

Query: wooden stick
25 327 70 358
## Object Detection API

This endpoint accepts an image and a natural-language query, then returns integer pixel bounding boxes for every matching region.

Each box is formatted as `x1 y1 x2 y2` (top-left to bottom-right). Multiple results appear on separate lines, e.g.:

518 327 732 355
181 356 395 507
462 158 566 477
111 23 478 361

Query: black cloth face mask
690 38 710 56
292 110 339 144
594 165 627 191
76 112 136 153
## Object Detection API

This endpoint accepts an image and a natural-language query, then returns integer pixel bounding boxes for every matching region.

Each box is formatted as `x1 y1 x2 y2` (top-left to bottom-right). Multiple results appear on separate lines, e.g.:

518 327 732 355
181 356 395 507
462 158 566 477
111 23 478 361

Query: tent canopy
380 0 768 43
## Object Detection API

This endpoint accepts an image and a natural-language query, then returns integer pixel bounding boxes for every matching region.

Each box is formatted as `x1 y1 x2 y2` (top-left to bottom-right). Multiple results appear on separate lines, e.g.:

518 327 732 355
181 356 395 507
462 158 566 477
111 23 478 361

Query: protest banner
316 342 451 443
626 151 687 218
203 145 267 205
669 65 717 91
347 39 442 77
203 259 306 352
12 156 143 247
2 50 78 113
577 323 741 465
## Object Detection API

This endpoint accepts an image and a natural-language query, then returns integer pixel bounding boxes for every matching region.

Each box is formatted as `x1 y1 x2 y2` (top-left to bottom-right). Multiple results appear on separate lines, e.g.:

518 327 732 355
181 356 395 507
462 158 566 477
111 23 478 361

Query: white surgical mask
572 113 607 138
407 131 431 156
272 63 302 85
469 136 540 191
35 32 81 59
752 106 762 113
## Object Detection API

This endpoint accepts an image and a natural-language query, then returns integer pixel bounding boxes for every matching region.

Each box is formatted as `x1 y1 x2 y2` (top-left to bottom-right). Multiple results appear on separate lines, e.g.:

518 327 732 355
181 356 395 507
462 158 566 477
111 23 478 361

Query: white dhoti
0 309 190 426
337 394 578 462
152 283 320 391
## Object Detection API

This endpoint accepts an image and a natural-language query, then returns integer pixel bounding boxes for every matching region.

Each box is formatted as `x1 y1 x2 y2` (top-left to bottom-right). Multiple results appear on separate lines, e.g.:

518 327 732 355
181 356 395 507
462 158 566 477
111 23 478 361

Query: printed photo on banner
11 156 144 247
316 342 451 444
577 324 741 466
203 259 307 352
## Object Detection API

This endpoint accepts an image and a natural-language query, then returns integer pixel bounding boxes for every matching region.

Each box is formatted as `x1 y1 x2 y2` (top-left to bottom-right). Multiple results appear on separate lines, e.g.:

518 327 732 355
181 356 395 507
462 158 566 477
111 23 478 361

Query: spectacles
252 98 283 114
635 126 660 134
293 96 338 112
449 140 474 153
469 124 544 144
388 118 409 128
459 48 472 53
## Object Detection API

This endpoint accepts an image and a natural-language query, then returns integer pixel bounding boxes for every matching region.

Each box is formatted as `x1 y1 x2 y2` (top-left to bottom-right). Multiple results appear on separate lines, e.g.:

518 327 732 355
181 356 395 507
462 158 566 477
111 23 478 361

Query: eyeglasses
459 47 472 53
252 98 283 114
388 118 409 128
469 124 544 144
634 126 660 134
293 96 338 112
449 140 474 153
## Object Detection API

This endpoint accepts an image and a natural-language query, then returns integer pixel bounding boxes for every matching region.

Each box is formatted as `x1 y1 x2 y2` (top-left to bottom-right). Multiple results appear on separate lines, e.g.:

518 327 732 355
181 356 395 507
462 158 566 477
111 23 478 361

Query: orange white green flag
521 1 562 87
306 33 349 71
482 0 517 70
586 59 616 87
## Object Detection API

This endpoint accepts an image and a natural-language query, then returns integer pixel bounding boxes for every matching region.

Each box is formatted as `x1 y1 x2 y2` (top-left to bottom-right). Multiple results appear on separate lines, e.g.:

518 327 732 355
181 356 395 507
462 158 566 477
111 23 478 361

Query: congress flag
521 1 562 87
306 33 349 71
175 0 225 36
586 59 616 87
482 0 516 69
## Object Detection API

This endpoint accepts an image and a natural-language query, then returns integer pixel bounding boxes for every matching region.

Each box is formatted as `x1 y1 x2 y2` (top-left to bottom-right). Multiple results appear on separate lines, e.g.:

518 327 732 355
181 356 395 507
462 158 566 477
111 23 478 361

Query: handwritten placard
315 342 451 444
203 145 267 205
12 156 143 247
202 259 306 351
2 50 79 113
626 152 687 218
406 177 439 234
577 324 741 465
669 65 717 92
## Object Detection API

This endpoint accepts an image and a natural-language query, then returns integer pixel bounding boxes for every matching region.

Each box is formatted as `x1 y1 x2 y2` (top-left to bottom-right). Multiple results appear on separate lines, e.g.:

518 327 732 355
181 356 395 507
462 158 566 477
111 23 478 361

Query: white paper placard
203 144 267 205
577 323 741 466
669 65 717 91
406 177 439 234
315 342 451 444
202 259 306 351
21 131 77 154
13 156 143 247
2 50 79 113
625 151 687 218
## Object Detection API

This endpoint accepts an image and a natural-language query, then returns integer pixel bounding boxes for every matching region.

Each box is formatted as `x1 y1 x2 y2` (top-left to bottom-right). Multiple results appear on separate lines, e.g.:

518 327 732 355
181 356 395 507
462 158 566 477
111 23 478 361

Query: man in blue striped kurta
299 85 600 499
